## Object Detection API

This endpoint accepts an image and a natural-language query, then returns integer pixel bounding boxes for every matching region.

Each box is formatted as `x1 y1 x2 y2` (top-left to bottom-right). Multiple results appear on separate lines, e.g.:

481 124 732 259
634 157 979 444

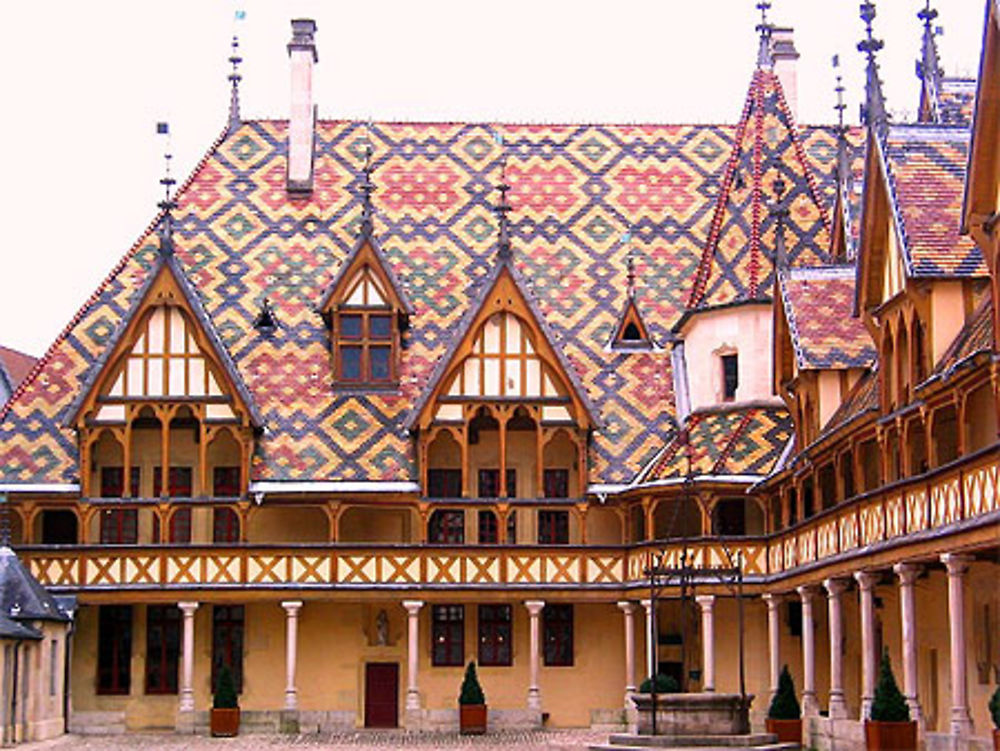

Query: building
0 4 996 749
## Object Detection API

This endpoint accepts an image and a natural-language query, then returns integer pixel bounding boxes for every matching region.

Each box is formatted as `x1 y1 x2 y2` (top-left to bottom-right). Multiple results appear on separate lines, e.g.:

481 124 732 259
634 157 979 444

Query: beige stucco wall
930 281 966 366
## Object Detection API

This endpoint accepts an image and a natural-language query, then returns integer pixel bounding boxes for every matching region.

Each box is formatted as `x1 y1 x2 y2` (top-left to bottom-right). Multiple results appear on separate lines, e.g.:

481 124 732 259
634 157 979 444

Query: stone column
178 602 199 713
762 593 782 698
855 570 879 719
893 563 924 726
941 554 974 736
823 578 850 719
281 601 303 710
402 600 424 712
525 600 545 710
617 601 637 701
695 595 716 692
641 599 655 680
797 586 819 716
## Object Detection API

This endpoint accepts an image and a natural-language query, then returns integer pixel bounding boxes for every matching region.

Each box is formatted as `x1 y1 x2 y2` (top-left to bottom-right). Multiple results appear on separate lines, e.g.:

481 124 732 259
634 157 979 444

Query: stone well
632 692 753 736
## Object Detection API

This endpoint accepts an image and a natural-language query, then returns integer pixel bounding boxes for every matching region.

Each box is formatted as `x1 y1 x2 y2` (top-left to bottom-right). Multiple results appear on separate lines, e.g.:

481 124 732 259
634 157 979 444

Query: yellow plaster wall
340 507 413 543
247 506 329 543
930 281 966 365
817 371 842 432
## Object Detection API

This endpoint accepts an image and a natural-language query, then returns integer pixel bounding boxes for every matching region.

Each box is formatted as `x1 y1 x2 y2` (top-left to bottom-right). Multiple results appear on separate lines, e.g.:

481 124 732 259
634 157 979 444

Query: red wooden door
364 662 399 728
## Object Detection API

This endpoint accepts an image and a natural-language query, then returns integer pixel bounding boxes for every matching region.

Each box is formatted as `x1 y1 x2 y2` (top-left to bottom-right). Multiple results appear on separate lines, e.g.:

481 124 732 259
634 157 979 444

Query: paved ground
22 730 609 750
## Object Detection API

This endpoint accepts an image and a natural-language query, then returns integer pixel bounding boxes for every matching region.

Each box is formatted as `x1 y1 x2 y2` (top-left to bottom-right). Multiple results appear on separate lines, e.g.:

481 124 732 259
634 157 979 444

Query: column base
948 707 973 737
174 709 197 734
527 687 541 711
828 691 848 720
179 689 195 714
861 697 873 721
279 709 300 734
905 696 924 730
802 691 820 718
405 689 421 712
284 690 298 712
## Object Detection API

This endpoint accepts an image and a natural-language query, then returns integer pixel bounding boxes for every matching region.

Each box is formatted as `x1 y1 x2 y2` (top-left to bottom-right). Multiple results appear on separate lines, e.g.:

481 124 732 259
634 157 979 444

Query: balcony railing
18 445 1000 591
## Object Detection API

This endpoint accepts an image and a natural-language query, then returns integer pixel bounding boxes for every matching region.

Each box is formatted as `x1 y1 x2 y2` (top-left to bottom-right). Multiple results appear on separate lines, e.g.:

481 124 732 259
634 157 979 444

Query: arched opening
339 506 414 543
130 406 162 498
505 406 537 498
711 497 763 536
859 438 880 492
896 319 910 406
37 509 78 544
817 462 837 510
213 507 241 543
163 405 198 497
246 506 329 543
839 450 856 501
885 428 901 483
629 505 646 543
587 507 622 545
153 507 192 543
912 318 927 384
906 419 927 476
931 405 959 467
964 384 997 452
427 508 465 544
542 429 578 499
653 497 701 539
468 407 502 497
802 477 816 519
207 429 242 497
427 430 463 498
91 428 125 497
882 331 896 411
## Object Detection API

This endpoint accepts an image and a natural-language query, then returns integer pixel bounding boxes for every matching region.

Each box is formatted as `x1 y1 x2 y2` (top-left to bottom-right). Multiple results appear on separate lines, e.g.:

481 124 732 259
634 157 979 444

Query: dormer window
722 353 739 401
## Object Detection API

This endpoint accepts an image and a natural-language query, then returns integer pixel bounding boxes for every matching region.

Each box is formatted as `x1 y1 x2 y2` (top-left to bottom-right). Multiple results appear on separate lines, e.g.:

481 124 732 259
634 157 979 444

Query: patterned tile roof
0 346 35 398
644 404 792 481
883 125 987 277
687 67 846 309
778 267 875 370
937 78 977 127
0 110 858 487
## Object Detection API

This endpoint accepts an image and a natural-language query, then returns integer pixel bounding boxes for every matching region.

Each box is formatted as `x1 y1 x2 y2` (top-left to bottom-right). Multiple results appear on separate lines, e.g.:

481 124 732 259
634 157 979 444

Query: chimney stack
770 27 800 121
287 19 317 193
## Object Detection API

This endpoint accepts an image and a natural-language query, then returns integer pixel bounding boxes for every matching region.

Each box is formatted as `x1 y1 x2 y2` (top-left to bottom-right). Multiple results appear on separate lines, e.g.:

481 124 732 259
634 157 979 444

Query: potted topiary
865 651 916 751
459 661 487 734
766 665 802 744
989 685 1000 751
210 665 240 737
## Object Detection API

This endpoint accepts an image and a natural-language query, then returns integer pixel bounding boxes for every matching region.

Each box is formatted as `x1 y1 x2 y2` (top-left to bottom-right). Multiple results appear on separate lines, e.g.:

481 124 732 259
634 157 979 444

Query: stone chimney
770 27 800 121
287 19 317 194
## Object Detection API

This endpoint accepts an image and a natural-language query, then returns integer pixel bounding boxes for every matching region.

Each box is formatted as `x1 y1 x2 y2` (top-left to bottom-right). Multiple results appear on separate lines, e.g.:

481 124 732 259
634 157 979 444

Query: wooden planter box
864 720 917 751
766 717 802 744
460 704 487 734
210 707 240 737
993 728 999 751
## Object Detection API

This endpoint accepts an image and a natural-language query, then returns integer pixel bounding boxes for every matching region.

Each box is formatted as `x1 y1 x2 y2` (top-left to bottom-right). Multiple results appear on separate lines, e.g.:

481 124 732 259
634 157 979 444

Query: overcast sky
0 0 987 356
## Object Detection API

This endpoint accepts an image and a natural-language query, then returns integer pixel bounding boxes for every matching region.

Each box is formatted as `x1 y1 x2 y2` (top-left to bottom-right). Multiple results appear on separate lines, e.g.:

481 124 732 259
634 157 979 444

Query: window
507 511 517 544
145 605 180 694
155 508 192 544
840 452 855 501
213 466 241 497
478 510 498 544
543 604 573 666
213 508 240 543
721 354 739 401
100 466 140 498
478 605 512 666
97 605 132 695
538 510 569 544
336 311 395 384
41 510 78 544
49 639 58 697
153 466 193 498
431 605 464 666
427 469 462 498
478 469 517 498
543 469 569 499
712 498 746 536
100 509 137 544
428 510 464 544
212 605 244 693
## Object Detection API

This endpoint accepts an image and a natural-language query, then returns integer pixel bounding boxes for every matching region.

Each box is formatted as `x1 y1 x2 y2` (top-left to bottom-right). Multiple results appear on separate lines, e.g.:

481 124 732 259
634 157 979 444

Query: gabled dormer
67 253 260 499
610 257 652 350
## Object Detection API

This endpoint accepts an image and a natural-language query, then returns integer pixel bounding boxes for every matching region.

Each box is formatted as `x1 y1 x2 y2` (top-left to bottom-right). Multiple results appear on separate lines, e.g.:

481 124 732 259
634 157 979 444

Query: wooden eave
319 237 412 319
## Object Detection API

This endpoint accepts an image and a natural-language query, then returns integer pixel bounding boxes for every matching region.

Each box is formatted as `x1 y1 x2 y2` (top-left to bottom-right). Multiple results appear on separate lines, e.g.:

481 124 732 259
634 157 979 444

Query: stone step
608 734 781 747
590 746 797 751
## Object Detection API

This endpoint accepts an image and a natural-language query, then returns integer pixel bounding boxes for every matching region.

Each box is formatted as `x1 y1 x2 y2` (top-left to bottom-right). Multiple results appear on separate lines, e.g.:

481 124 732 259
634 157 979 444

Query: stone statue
375 609 389 646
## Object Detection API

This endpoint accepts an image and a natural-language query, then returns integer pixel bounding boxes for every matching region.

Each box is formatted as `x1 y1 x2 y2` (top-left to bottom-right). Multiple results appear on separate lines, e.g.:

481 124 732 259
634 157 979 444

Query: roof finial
770 176 789 269
756 1 774 69
493 129 513 263
359 125 375 236
858 1 889 142
156 122 176 257
833 54 850 187
916 0 943 123
227 12 245 135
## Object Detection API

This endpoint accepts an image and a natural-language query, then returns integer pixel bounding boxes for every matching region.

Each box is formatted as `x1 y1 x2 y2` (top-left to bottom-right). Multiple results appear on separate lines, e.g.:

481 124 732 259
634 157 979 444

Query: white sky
0 0 986 356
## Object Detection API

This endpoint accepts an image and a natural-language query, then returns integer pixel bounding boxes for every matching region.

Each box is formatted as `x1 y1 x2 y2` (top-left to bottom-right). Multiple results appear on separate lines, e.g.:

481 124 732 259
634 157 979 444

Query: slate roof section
0 346 36 400
644 403 792 481
0 614 41 640
0 546 68 623
0 118 859 487
778 266 876 370
882 125 987 278
937 78 977 126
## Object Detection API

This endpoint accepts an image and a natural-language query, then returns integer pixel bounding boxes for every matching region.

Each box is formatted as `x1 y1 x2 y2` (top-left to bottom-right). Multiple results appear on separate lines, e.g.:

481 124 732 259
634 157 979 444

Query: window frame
97 605 132 695
152 507 192 544
431 605 465 667
213 507 240 543
537 509 569 545
145 605 180 695
212 605 244 694
100 508 138 545
152 466 193 498
212 466 241 497
542 603 574 667
721 353 739 402
478 604 512 667
334 309 397 386
428 509 465 544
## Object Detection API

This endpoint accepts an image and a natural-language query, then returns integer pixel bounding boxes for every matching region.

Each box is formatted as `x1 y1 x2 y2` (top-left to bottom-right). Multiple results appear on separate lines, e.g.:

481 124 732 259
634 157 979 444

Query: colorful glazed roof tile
930 296 993 376
0 346 35 400
883 125 987 277
0 110 859 487
643 404 792 481
936 78 977 126
777 267 876 370
686 62 844 309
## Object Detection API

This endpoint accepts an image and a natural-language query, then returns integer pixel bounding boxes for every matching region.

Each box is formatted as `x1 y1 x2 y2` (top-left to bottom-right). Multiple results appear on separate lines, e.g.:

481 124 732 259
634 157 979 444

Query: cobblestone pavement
22 730 609 750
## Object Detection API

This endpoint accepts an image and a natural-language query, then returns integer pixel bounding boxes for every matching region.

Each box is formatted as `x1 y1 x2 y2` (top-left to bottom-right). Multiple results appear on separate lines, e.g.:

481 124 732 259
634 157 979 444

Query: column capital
854 570 879 591
823 577 850 598
402 600 425 615
695 594 716 611
893 561 923 585
281 600 303 616
762 592 783 610
940 553 973 576
524 600 546 616
178 601 199 616
796 584 818 602
617 600 637 615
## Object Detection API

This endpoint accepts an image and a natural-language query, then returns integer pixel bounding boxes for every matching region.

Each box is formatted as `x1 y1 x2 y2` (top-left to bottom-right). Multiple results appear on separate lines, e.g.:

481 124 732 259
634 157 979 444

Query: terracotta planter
766 717 802 744
864 720 917 751
210 707 240 737
460 704 487 734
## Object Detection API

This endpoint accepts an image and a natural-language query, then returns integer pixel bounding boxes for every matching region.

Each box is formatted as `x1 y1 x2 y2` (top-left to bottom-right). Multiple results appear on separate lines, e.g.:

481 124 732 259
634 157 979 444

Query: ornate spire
770 176 790 270
492 130 513 263
756 1 774 69
626 246 637 300
227 32 243 135
858 1 889 142
156 122 176 257
833 54 850 187
916 1 943 123
359 131 375 237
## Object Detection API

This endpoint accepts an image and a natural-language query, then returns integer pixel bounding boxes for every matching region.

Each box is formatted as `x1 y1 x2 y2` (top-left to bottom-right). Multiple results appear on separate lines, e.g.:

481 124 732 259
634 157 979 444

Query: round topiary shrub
869 651 910 723
768 665 801 720
639 673 679 693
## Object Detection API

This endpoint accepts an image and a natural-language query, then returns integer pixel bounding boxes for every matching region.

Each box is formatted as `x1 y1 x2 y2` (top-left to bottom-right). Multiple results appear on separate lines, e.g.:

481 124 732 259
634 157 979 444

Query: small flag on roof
235 9 246 20
156 122 169 135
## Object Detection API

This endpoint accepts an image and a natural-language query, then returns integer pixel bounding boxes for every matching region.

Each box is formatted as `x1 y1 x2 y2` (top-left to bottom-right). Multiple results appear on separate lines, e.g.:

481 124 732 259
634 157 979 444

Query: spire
833 54 850 186
858 1 889 142
493 131 513 263
156 122 176 257
916 1 943 123
359 135 375 237
770 176 790 270
626 248 637 300
756 1 774 69
227 32 243 135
